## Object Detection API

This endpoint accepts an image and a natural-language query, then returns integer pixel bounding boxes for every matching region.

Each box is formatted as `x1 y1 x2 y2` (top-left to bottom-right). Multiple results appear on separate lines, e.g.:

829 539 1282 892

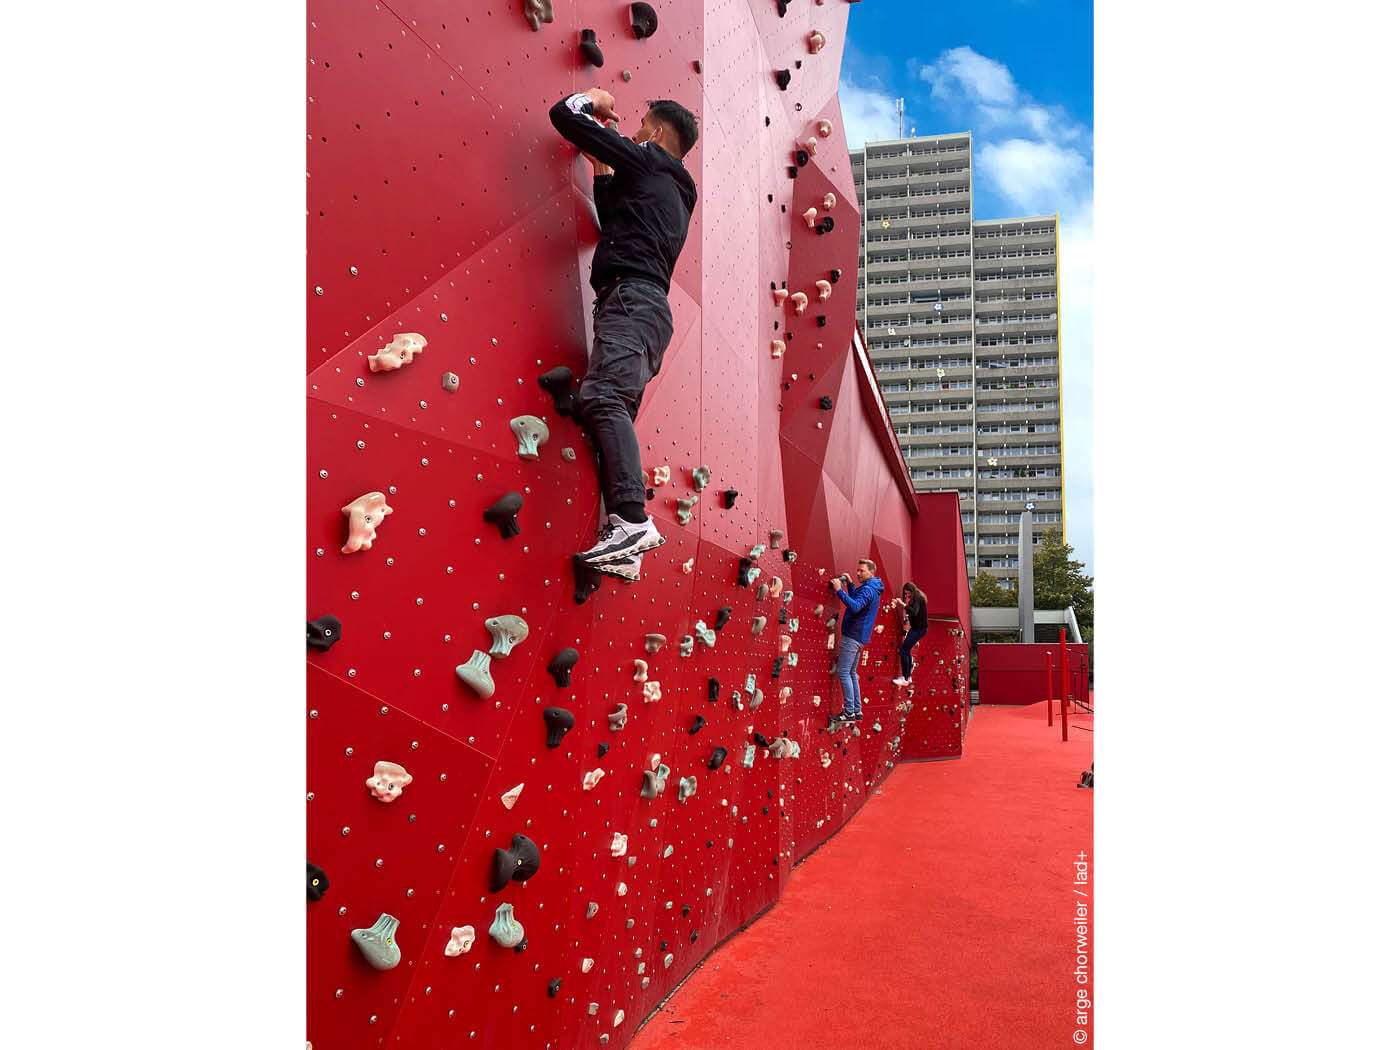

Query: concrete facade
851 133 1066 590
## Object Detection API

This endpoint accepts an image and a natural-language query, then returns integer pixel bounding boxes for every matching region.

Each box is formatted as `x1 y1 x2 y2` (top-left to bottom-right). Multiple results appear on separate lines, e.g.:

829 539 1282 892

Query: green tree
970 569 1017 607
1031 528 1094 671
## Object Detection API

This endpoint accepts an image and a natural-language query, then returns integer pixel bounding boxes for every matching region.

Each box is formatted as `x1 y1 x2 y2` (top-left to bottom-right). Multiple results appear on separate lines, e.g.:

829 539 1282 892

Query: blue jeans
576 278 674 514
835 635 864 714
899 625 927 679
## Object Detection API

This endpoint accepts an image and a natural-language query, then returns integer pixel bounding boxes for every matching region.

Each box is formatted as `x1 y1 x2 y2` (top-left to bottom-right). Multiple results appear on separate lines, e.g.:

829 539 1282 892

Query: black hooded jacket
549 93 697 295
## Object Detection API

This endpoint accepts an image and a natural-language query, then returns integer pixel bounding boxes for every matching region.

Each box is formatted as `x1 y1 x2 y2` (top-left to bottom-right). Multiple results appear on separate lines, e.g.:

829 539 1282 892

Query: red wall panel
307 5 968 1050
978 642 1091 706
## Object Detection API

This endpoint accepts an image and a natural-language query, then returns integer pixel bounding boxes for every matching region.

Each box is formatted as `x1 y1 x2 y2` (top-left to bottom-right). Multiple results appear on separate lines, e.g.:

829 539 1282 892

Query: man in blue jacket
545 88 698 582
830 559 885 722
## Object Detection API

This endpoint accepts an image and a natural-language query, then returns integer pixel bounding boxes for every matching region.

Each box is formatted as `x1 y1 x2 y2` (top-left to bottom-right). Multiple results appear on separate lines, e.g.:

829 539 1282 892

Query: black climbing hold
630 2 658 38
787 166 798 179
809 373 816 380
572 554 602 604
778 608 788 624
706 840 713 848
707 677 720 702
547 647 579 686
598 742 610 759
708 746 728 770
689 715 706 735
646 488 655 502
762 806 768 815
830 269 841 282
777 0 788 16
795 150 808 166
537 366 578 419
543 706 575 748
767 790 775 798
784 549 797 563
548 978 562 997
816 315 827 327
307 861 329 901
773 857 779 865
484 491 524 539
490 833 542 892
754 732 771 748
783 382 791 391
771 657 783 679
682 904 691 917
307 614 341 652
775 68 791 90
821 216 834 233
714 606 732 631
722 488 739 508
690 930 699 943
660 941 669 952
737 557 753 586
819 396 833 410
794 60 802 70
515 939 529 953
579 29 604 67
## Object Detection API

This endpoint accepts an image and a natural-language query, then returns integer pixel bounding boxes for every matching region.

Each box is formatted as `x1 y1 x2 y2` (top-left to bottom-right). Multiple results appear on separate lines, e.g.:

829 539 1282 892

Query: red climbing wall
306 4 965 1050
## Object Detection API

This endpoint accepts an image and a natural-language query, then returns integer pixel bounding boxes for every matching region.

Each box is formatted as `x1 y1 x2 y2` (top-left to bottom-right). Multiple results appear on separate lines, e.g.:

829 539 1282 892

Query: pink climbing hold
366 760 412 802
340 492 392 554
367 332 426 373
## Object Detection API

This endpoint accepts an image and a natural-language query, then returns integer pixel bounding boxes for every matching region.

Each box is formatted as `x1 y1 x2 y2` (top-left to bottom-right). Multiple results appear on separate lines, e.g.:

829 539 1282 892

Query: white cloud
837 76 901 150
978 139 1090 215
922 46 1017 106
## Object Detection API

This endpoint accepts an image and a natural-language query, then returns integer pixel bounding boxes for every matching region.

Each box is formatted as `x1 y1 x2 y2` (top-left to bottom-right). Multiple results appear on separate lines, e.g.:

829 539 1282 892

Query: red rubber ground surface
629 703 1095 1050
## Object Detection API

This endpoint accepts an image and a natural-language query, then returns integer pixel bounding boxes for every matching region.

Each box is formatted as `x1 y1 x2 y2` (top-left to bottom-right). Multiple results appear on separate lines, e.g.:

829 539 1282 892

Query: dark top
905 594 928 630
549 94 697 295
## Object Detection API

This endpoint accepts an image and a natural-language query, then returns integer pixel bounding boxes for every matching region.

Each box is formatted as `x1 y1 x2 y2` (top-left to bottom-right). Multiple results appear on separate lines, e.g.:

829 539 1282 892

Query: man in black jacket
546 88 698 582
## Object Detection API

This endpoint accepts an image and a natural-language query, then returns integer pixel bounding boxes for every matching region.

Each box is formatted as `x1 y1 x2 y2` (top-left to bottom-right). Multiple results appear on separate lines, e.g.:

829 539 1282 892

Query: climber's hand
584 88 619 123
582 151 614 177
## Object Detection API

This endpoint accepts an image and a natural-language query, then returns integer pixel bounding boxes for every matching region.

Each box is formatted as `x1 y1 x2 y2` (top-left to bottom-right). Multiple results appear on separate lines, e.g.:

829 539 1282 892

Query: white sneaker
892 677 909 687
578 514 665 564
596 551 642 582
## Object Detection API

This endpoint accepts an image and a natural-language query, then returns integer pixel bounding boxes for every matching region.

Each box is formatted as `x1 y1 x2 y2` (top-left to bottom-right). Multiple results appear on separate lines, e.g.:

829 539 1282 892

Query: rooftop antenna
896 97 904 138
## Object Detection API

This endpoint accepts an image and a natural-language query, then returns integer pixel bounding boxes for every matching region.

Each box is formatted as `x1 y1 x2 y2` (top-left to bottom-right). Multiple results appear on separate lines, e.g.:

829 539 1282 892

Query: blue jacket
836 576 885 644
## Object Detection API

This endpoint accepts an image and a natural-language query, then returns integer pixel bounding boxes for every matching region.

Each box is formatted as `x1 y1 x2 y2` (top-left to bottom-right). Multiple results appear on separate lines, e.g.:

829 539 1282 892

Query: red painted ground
629 704 1094 1050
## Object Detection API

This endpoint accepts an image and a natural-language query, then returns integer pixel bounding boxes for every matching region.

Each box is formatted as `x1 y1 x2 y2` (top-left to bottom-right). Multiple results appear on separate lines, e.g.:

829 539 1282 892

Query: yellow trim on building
1054 212 1066 540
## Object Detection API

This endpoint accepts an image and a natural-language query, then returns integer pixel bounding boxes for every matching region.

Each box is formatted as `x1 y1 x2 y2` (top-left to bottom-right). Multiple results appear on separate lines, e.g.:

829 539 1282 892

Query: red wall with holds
306 4 964 1050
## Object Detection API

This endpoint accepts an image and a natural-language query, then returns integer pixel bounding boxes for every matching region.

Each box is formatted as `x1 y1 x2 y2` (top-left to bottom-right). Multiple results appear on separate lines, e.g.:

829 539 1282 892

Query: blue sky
838 1 1094 577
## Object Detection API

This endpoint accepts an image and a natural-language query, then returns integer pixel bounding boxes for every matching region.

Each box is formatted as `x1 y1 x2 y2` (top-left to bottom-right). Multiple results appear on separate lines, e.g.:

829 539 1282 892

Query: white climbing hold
455 650 495 698
442 371 459 391
562 446 576 461
808 29 827 53
692 465 711 490
484 615 529 658
642 680 662 703
508 415 550 460
644 633 666 654
613 1010 625 1028
500 782 524 810
752 615 767 635
770 338 786 358
651 465 671 485
633 659 649 682
611 832 628 857
445 925 475 956
772 287 789 306
779 635 792 652
616 881 628 896
770 529 784 548
586 901 599 918
802 207 818 229
821 194 836 212
679 635 694 657
583 768 606 791
682 557 695 573
582 957 595 973
488 902 524 948
677 776 697 803
817 118 833 137
676 495 699 525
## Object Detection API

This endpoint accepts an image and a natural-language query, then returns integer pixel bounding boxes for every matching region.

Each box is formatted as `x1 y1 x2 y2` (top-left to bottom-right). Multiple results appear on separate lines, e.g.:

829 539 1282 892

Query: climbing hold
579 28 605 66
772 287 789 306
676 494 699 525
679 635 694 657
542 707 575 748
757 585 769 601
788 652 798 666
340 492 392 554
523 0 554 31
707 678 720 701
652 465 671 486
442 371 459 393
483 491 524 539
692 465 711 490
808 29 827 53
548 978 562 997
778 608 788 623
770 338 786 358
608 703 628 730
731 690 744 711
307 861 328 901
306 614 341 651
682 557 695 573
598 742 610 759
537 366 577 419
633 659 649 682
351 913 402 970
752 615 767 635
547 648 579 687
784 549 798 562
642 680 662 703
677 776 697 803
745 567 762 586
644 633 666 654
772 656 783 678
489 902 525 948
820 750 832 769
445 925 476 957
819 396 833 410
749 687 765 710
817 118 833 136
737 557 753 586
708 747 728 770
455 651 495 697
874 624 885 634
561 446 576 462
688 715 706 735
640 764 670 798
775 69 791 90
791 291 809 314
802 207 818 229
827 632 837 650
366 760 412 803
749 543 767 560
367 332 426 373
714 606 732 631
611 832 628 857
821 194 836 213
783 593 794 606
722 488 739 508
778 686 792 700
586 901 599 919
779 635 792 653
490 833 542 892
484 614 529 658
795 149 809 167
508 415 550 460
629 1 657 38
767 575 782 592
572 555 602 604
501 782 524 809
769 529 784 548
742 743 756 768
695 620 716 647
753 732 771 748
617 882 628 896
583 768 606 791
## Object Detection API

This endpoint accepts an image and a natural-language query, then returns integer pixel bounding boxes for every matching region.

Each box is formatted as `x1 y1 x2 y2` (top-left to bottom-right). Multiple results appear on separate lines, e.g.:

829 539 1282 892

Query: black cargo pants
576 277 674 514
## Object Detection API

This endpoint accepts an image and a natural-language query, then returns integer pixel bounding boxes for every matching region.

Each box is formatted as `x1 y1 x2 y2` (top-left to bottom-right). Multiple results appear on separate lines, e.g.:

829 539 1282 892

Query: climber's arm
549 90 648 176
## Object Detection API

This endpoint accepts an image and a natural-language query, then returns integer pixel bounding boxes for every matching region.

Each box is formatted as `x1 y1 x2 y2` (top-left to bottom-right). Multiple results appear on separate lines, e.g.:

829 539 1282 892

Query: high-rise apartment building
850 133 1064 590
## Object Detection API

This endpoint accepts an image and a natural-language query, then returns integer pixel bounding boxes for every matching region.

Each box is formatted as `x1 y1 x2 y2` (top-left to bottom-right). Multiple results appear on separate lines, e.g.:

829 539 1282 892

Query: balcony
865 151 911 171
975 273 1057 290
975 402 1059 419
